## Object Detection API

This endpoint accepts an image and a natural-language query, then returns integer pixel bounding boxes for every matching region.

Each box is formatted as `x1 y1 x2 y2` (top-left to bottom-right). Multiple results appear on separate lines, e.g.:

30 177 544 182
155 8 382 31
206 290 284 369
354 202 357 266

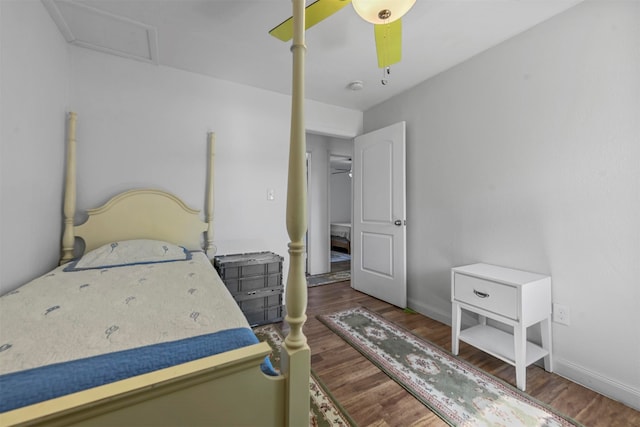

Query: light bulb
352 0 416 24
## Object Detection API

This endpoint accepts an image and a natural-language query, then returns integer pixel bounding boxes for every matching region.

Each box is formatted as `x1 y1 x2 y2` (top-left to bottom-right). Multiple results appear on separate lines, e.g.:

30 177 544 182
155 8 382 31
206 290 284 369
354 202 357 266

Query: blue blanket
0 328 277 413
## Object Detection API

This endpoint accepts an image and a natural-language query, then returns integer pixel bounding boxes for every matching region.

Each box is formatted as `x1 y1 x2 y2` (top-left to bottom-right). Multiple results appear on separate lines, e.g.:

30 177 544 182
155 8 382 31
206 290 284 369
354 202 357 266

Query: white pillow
65 239 191 271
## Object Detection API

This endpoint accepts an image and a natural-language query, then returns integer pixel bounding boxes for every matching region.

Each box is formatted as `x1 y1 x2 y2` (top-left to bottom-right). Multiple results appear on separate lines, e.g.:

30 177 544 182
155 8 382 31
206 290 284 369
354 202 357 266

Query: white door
352 122 406 307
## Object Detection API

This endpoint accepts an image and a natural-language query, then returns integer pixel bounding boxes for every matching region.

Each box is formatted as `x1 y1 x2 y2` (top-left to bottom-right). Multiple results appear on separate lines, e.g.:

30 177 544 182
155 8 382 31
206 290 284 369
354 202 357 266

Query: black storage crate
214 252 283 279
222 273 282 294
214 251 284 326
236 293 282 312
244 306 284 327
232 285 283 303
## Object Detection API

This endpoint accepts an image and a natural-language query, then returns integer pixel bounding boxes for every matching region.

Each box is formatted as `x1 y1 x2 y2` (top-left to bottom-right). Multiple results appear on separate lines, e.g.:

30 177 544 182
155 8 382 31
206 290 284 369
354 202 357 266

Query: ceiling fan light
352 0 416 24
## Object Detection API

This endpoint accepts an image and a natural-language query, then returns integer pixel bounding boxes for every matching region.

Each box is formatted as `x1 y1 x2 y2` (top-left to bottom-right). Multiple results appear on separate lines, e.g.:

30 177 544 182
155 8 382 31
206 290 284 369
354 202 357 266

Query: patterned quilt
0 250 249 375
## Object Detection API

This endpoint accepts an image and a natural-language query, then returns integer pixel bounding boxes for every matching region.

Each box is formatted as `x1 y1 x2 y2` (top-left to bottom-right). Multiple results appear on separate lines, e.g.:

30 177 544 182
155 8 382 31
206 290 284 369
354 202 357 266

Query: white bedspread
0 252 249 375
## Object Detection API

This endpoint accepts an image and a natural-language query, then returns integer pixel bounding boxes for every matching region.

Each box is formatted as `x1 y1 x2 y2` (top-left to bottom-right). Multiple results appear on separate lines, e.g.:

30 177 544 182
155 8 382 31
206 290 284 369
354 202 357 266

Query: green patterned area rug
318 307 583 427
253 325 356 427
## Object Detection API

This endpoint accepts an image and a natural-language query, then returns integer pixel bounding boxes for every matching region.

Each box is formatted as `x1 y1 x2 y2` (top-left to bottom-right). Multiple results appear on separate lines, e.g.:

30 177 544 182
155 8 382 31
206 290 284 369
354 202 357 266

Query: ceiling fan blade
269 0 352 42
374 19 402 68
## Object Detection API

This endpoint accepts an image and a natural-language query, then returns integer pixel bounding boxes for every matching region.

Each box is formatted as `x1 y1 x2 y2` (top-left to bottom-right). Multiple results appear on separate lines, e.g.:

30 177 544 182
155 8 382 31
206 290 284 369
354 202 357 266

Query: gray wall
364 1 639 408
0 2 362 296
1 0 70 293
330 171 352 224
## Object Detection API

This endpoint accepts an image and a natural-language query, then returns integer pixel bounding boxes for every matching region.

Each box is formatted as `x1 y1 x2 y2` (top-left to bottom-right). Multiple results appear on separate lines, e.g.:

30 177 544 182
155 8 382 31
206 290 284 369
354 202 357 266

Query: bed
330 222 351 254
0 2 310 426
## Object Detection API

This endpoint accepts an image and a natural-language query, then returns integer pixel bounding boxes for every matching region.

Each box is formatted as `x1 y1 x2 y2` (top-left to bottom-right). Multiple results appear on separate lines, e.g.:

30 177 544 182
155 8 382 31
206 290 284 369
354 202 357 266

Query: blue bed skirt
0 327 277 413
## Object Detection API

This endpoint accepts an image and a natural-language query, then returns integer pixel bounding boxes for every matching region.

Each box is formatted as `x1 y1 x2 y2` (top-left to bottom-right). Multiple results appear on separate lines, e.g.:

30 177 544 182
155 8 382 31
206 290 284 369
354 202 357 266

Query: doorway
329 155 352 273
305 133 353 279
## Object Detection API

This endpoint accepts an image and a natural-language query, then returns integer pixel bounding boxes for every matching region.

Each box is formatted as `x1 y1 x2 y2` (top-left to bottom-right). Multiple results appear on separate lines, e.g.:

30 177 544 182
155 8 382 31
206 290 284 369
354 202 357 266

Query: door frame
305 151 311 274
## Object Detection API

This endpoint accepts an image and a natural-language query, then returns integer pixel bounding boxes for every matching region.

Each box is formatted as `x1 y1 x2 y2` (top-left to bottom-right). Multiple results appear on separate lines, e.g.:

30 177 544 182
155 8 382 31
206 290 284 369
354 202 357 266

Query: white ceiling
43 0 583 111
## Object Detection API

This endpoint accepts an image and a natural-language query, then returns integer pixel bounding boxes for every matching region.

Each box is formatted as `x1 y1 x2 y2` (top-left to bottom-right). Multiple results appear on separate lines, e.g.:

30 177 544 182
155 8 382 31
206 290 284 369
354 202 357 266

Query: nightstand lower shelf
459 324 548 368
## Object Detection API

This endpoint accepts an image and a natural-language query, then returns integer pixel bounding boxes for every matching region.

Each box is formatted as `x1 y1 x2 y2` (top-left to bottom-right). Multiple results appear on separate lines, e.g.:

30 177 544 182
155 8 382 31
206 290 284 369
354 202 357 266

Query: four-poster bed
0 1 309 426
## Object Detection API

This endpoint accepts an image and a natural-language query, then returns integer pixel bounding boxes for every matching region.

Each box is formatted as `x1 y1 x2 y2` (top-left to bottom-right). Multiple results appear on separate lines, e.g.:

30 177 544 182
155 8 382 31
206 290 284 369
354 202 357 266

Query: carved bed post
205 132 216 256
281 0 310 425
60 112 77 265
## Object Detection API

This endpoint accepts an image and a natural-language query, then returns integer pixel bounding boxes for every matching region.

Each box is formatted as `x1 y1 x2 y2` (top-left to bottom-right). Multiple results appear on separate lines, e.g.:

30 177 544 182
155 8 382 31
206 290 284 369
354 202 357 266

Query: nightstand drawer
453 273 517 319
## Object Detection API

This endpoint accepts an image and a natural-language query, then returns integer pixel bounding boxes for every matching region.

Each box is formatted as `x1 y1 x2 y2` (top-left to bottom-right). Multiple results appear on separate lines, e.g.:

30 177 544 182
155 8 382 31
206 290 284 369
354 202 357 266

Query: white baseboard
407 299 640 411
407 297 450 326
553 357 640 411
407 297 480 329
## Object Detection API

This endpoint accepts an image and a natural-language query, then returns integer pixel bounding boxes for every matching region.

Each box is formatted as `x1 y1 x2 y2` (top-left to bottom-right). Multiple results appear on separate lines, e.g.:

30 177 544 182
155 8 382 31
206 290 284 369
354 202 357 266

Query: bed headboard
74 189 208 253
60 113 216 263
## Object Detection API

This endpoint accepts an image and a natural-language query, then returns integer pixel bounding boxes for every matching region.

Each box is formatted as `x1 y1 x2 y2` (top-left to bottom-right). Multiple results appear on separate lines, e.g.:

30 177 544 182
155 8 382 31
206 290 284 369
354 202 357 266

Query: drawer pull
473 290 490 298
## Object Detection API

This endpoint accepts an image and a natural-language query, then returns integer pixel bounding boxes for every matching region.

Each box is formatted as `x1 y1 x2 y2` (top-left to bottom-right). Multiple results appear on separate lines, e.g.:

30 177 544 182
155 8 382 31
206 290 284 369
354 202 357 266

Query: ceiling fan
269 0 416 72
332 168 353 177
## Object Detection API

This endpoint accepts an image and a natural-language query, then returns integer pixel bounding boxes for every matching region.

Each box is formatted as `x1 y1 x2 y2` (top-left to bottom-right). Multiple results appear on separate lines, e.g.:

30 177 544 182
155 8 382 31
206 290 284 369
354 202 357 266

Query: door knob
394 220 403 226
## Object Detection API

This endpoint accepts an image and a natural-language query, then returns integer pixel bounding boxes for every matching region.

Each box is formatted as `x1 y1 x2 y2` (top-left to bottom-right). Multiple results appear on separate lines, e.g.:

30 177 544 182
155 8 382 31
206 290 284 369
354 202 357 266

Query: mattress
0 243 269 412
330 222 351 240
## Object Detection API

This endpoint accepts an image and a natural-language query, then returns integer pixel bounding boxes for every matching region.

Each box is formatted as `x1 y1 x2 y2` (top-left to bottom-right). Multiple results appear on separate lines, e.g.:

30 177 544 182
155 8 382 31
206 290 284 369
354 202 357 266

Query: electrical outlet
267 188 275 201
553 303 570 326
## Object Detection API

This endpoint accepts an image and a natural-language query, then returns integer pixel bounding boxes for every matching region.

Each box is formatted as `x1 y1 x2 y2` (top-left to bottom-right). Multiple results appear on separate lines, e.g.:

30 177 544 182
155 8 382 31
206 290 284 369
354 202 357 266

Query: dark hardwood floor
330 260 350 273
284 281 640 427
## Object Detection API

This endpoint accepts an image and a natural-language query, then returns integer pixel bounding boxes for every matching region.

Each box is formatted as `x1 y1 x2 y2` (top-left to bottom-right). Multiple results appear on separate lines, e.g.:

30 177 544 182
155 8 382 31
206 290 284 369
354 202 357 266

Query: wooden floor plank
296 281 640 427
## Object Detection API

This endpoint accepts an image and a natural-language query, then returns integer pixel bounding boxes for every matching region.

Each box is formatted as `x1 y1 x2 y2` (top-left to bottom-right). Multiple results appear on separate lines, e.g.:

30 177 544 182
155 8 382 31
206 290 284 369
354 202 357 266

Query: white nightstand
451 263 553 391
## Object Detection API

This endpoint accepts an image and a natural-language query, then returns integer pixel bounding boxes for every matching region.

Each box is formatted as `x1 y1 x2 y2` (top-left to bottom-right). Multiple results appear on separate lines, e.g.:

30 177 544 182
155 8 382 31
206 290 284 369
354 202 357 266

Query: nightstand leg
514 325 527 391
452 303 461 355
478 314 487 326
540 317 553 372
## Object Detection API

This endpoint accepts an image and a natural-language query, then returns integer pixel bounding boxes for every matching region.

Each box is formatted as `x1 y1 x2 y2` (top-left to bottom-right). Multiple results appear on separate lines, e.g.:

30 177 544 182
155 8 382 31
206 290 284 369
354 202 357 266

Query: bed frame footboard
1 343 289 427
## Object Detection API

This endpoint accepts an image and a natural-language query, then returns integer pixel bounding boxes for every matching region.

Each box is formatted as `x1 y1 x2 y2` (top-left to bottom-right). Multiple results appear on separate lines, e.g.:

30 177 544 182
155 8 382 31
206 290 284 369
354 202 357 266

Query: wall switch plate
267 188 275 201
553 303 570 326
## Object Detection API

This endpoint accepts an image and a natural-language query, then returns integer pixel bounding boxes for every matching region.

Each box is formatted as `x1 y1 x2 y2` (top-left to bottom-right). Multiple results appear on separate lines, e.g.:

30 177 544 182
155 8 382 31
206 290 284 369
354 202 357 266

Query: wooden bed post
281 0 310 425
60 112 77 265
205 132 216 256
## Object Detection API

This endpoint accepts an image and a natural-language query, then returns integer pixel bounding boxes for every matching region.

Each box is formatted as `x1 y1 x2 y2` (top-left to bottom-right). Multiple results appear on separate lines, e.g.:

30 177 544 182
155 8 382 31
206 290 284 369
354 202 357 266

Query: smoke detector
347 80 364 91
